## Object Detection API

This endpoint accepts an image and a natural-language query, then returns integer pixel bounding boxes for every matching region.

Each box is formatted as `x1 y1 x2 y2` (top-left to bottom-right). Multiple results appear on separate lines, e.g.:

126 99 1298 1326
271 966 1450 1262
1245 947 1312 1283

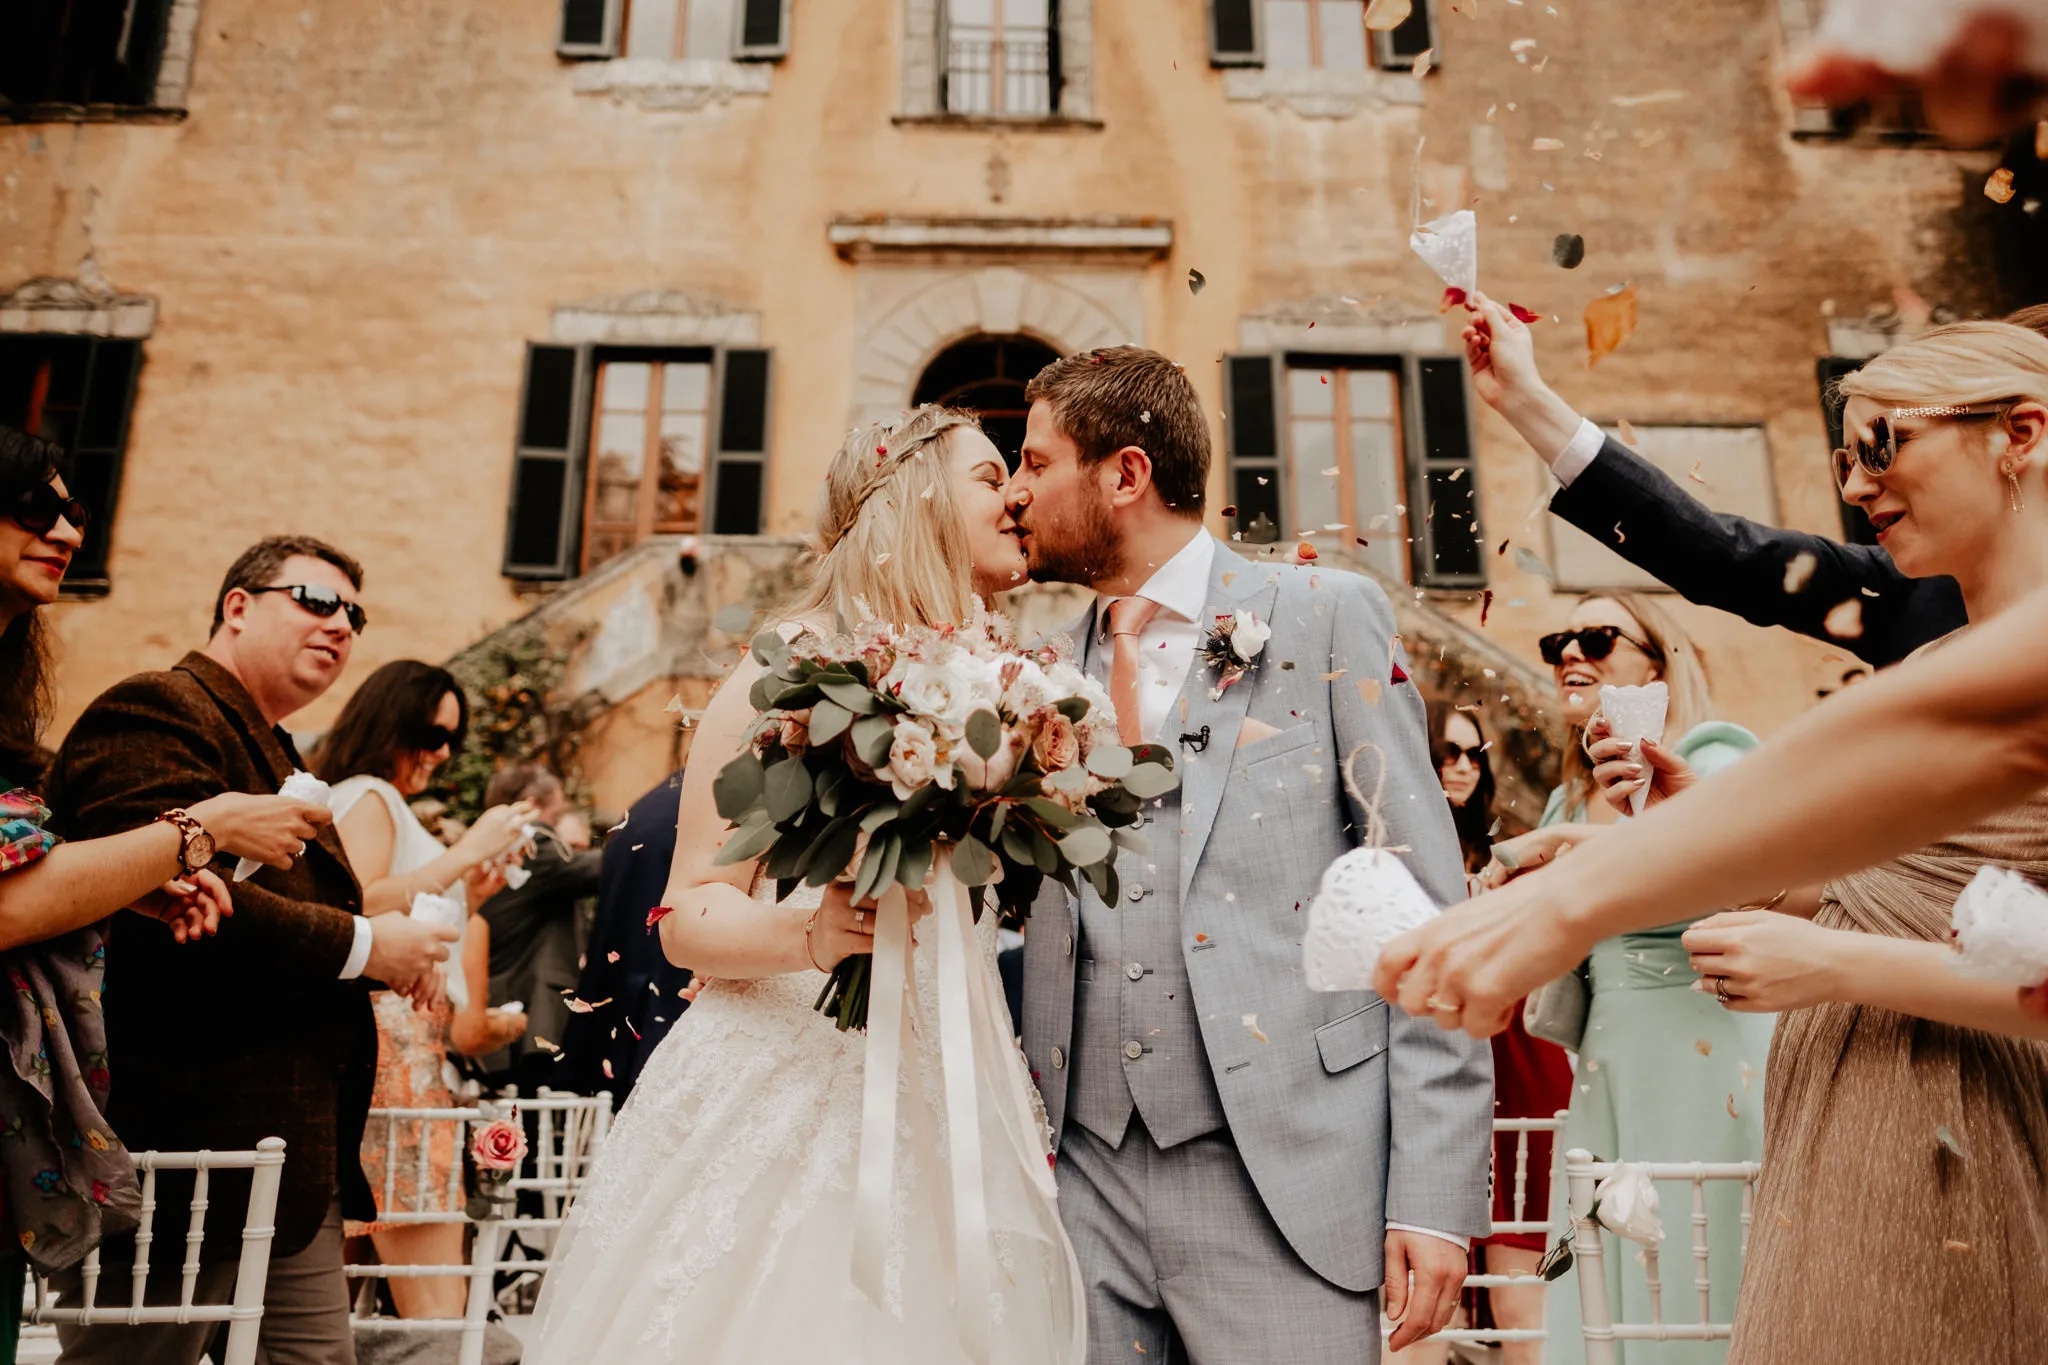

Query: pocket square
1236 718 1283 749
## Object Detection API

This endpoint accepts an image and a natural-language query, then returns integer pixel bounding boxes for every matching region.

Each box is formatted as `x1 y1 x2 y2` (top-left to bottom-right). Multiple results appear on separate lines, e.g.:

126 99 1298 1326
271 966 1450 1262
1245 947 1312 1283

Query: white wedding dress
525 880 1083 1364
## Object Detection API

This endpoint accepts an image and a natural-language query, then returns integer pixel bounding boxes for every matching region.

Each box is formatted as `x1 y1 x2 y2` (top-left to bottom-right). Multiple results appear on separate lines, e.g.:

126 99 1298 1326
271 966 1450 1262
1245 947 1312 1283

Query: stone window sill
1223 67 1424 119
569 58 772 110
1 104 187 125
891 113 1104 132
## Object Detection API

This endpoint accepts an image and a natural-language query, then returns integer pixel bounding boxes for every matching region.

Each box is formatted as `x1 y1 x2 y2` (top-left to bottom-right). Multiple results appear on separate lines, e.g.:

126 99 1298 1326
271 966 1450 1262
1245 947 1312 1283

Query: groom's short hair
1025 346 1209 518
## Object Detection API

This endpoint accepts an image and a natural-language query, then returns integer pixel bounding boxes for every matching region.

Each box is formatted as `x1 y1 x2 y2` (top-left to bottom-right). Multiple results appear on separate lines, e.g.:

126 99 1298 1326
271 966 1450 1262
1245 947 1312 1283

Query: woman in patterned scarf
0 427 327 1363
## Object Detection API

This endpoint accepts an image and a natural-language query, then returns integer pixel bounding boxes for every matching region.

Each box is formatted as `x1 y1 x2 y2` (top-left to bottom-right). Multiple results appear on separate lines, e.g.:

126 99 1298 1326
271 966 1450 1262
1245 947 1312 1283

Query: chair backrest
1428 1112 1567 1350
24 1139 288 1365
504 1087 613 1220
1562 1148 1763 1365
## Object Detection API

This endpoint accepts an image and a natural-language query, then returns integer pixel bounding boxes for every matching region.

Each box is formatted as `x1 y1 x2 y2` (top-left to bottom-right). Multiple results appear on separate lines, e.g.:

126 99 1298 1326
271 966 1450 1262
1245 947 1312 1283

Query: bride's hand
806 882 933 969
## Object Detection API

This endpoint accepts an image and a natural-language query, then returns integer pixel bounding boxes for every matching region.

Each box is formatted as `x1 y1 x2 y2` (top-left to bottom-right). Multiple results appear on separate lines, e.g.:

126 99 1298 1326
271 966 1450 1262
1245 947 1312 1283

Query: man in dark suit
477 763 602 1092
558 770 693 1104
1466 298 2048 666
46 536 456 1365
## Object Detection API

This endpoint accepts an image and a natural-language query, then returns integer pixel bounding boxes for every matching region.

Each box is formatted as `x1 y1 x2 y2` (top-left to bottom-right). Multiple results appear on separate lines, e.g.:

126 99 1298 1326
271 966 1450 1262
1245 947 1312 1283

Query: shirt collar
1096 527 1213 626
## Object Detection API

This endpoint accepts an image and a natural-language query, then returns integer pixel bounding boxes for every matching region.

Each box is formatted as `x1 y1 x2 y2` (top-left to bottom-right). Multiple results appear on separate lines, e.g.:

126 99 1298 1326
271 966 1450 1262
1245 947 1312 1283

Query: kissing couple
524 346 1493 1363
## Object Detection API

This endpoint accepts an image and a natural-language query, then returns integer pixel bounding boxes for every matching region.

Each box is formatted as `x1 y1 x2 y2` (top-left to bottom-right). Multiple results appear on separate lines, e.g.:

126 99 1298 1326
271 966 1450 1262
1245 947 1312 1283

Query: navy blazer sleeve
1548 435 1966 667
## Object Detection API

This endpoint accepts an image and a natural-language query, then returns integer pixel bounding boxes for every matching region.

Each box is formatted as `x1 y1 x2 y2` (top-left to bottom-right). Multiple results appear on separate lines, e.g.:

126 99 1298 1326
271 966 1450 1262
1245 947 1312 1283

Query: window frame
940 0 1060 119
580 345 720 574
0 333 144 596
3 0 191 122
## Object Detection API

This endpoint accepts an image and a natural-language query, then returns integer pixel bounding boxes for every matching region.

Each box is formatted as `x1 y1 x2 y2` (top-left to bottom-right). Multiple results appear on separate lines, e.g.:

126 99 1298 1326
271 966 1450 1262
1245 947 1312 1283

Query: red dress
1480 1004 1574 1252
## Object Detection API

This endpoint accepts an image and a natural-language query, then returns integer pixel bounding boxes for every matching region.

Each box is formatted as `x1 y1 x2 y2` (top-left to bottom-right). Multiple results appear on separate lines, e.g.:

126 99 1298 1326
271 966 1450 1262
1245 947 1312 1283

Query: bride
526 407 1085 1364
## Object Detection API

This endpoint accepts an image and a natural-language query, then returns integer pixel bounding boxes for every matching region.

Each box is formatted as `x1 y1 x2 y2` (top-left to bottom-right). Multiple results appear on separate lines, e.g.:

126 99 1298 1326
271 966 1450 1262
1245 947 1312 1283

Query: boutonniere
1199 609 1271 700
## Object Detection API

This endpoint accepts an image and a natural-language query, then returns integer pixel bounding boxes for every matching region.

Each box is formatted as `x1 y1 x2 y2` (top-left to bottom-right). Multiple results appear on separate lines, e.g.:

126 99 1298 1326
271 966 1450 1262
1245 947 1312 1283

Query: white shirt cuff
1387 1222 1472 1253
339 917 373 980
1549 417 1606 488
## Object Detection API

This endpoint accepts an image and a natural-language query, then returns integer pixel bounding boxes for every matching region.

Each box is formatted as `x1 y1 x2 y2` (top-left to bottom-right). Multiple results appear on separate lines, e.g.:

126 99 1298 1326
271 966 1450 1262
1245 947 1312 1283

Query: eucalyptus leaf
801 814 862 887
1042 765 1090 796
713 751 766 822
854 830 893 903
751 629 790 668
987 801 1009 843
898 837 933 889
1110 826 1154 857
771 681 823 710
852 714 897 767
713 814 779 866
875 832 903 895
952 835 996 888
1023 797 1078 830
1054 696 1091 723
1084 744 1134 780
965 709 1001 760
808 698 854 746
763 760 814 823
859 802 900 834
1059 824 1114 867
817 678 880 715
816 765 848 817
1000 822 1035 870
749 675 779 712
1029 826 1059 874
1121 762 1180 800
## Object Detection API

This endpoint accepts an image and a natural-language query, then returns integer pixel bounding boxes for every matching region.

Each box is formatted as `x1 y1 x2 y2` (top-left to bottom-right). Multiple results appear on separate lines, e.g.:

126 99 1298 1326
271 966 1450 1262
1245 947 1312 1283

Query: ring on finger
1712 975 1733 1003
1424 995 1461 1015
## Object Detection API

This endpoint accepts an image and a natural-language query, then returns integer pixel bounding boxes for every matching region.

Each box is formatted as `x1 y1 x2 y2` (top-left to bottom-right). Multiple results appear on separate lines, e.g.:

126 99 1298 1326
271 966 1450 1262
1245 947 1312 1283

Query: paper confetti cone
234 769 333 882
1409 209 1477 297
1599 682 1668 816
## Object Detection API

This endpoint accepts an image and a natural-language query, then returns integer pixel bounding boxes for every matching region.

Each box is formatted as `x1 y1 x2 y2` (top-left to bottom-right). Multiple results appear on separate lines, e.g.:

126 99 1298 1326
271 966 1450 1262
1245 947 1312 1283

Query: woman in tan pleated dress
1669 323 2048 1363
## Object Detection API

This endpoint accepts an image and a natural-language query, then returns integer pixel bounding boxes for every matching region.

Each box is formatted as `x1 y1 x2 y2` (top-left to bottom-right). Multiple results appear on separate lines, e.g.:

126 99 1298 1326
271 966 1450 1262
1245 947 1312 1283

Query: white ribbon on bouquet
848 854 1086 1364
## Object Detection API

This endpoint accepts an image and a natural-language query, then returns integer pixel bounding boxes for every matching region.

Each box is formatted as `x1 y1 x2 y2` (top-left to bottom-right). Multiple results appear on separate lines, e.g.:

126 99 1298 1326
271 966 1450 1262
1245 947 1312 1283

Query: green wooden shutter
1223 353 1282 544
734 0 791 60
1408 356 1483 586
557 0 621 57
710 349 771 535
503 343 592 578
1209 0 1263 66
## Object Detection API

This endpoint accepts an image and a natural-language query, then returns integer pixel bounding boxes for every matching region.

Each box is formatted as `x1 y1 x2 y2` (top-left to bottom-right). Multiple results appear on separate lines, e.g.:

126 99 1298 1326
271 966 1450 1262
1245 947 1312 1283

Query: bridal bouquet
713 608 1178 1030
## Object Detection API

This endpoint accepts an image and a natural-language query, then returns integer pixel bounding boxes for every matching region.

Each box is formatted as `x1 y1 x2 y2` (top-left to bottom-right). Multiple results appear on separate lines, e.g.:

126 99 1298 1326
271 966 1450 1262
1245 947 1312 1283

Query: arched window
911 333 1060 467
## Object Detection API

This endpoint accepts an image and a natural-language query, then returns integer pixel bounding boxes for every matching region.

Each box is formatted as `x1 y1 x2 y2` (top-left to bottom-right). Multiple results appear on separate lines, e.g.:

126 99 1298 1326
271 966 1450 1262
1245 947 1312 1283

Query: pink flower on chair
471 1118 527 1172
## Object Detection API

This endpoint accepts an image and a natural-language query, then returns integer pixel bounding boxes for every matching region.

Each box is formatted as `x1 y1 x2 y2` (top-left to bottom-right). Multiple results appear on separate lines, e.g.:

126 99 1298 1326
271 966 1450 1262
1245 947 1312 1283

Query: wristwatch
157 809 217 876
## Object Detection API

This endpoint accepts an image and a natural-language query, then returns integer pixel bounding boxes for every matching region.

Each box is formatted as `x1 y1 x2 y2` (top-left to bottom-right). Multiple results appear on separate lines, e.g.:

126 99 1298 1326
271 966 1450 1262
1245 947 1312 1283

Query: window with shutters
556 0 788 103
1222 352 1481 587
1210 0 1433 72
0 335 143 593
503 342 772 580
3 0 199 119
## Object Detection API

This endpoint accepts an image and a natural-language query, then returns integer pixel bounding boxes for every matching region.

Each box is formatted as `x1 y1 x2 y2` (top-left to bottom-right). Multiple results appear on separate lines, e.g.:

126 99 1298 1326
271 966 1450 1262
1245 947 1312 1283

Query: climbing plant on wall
431 621 599 822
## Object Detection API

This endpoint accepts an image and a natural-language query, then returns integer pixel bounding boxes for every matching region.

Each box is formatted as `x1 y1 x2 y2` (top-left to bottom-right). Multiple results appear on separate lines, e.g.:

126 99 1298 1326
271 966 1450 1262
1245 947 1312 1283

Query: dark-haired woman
1429 702 1569 1365
315 660 532 1319
0 428 327 1363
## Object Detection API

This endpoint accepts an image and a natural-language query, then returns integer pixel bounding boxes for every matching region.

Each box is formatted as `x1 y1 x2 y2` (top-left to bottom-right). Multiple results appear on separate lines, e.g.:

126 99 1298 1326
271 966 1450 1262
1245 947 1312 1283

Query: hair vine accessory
820 417 965 552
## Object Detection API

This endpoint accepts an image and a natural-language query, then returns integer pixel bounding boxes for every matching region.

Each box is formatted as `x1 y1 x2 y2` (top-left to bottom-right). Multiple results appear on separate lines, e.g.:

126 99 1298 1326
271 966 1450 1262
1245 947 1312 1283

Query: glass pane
1004 0 1049 27
1287 417 1340 537
1318 1 1368 70
949 0 995 24
661 361 710 414
1349 418 1406 580
601 361 651 414
1265 0 1312 69
623 0 679 58
594 413 646 524
1288 364 1335 417
653 411 708 531
1233 466 1282 544
1346 367 1397 420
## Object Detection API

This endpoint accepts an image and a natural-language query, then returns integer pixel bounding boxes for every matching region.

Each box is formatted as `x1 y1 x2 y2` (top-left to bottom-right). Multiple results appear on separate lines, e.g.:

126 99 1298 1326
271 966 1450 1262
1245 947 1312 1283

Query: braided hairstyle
785 406 984 630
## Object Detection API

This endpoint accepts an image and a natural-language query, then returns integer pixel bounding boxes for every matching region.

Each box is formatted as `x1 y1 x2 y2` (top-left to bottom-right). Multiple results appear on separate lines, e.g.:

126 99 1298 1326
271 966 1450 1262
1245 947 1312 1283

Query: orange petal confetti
1944 1239 1972 1254
1783 552 1818 594
1726 1093 1739 1119
1412 48 1434 79
1243 1013 1270 1044
1824 598 1865 640
1618 418 1639 446
1296 542 1319 561
1532 137 1565 151
601 1058 615 1079
607 951 621 963
1365 0 1413 29
1321 669 1348 681
1695 1039 1713 1056
1585 286 1639 367
1358 677 1384 706
1688 461 1707 484
1986 168 2017 204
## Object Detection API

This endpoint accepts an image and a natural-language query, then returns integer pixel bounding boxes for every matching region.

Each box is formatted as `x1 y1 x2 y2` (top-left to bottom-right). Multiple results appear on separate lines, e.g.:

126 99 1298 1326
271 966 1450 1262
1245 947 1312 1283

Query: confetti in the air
1532 137 1565 151
1243 1014 1270 1044
1585 285 1638 367
1986 168 2017 205
1783 552 1817 594
1824 598 1865 640
1552 233 1586 269
1688 461 1707 485
1618 418 1639 446
1187 268 1207 295
1695 1039 1713 1056
1412 48 1434 78
1364 0 1413 28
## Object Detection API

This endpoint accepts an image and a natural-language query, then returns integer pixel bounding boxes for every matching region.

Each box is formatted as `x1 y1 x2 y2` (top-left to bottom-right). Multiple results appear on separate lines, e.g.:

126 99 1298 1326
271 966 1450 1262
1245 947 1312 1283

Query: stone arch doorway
911 332 1060 466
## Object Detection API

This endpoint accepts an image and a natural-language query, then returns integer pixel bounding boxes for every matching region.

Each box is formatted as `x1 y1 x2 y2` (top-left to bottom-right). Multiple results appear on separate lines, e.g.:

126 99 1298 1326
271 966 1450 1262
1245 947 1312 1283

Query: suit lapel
1177 544 1281 907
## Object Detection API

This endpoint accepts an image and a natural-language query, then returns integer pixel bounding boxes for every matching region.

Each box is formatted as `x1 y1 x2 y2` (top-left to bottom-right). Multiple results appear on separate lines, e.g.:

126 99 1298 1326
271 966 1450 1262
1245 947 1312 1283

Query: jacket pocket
1314 1002 1389 1075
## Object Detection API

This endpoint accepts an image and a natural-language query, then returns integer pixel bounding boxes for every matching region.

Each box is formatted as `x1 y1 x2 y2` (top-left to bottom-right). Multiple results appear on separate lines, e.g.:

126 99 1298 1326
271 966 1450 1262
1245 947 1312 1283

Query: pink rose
779 711 811 757
1031 711 1081 774
471 1117 528 1172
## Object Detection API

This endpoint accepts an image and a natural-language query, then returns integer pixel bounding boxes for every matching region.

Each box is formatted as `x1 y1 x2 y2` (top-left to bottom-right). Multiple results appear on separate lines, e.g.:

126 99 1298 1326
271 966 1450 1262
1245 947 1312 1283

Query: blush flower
471 1117 528 1172
884 719 949 800
1031 711 1081 774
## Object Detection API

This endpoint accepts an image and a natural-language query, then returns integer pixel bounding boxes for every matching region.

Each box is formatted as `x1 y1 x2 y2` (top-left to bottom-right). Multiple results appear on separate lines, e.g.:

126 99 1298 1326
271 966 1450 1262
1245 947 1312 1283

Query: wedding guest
0 433 328 1365
1520 594 1764 1365
1389 322 2048 1364
313 659 533 1320
477 763 601 1093
47 535 458 1365
1429 702 1568 1365
1460 298 2048 668
559 770 691 1102
1787 0 2048 142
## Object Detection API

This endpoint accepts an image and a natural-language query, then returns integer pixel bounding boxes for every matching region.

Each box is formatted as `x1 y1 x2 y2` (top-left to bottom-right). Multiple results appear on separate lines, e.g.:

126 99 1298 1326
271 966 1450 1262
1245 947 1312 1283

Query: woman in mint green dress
1501 593 1770 1365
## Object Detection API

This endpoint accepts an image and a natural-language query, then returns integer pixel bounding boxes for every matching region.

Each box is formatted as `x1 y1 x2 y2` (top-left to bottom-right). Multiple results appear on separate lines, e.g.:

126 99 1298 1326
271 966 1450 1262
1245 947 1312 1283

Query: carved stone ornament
0 277 158 339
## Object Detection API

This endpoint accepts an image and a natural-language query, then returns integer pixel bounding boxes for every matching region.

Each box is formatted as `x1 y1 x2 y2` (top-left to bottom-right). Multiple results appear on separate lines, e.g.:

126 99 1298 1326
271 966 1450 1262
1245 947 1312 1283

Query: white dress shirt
1549 416 1607 487
1097 526 1470 1254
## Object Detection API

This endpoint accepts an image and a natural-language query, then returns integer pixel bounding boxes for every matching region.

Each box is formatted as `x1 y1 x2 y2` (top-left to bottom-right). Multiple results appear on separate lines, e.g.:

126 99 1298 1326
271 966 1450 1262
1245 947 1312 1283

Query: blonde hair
1833 321 2048 416
786 405 984 629
1559 593 1714 814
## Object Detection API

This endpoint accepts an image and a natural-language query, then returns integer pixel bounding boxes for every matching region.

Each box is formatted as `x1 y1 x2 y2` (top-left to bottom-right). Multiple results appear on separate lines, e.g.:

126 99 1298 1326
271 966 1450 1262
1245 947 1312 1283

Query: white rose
884 719 941 800
1229 610 1272 662
892 660 980 729
1043 661 1089 699
1001 658 1055 716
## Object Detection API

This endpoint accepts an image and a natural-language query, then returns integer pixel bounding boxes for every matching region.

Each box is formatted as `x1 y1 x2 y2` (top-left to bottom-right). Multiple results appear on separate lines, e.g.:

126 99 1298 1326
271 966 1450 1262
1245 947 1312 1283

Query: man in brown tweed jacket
46 536 457 1365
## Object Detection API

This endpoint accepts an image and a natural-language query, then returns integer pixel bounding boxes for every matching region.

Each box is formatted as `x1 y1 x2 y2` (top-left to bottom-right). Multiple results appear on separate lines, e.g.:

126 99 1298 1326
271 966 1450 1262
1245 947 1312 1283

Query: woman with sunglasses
0 430 336 1362
312 660 535 1319
1514 594 1764 1365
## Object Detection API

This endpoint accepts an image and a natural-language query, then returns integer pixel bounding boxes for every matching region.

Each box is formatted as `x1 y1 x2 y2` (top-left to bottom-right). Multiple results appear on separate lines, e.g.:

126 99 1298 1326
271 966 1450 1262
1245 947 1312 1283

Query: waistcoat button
1125 962 1145 981
1050 1046 1065 1070
1127 884 1146 902
1123 1041 1144 1060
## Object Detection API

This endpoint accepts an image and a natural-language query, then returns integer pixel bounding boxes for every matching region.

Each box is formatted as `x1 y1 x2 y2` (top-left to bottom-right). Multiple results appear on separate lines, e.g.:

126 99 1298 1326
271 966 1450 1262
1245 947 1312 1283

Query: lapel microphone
1179 725 1211 752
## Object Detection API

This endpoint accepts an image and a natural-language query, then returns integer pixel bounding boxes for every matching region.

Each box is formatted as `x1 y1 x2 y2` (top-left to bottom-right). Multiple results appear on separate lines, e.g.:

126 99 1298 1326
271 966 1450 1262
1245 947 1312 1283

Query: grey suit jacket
1022 541 1494 1292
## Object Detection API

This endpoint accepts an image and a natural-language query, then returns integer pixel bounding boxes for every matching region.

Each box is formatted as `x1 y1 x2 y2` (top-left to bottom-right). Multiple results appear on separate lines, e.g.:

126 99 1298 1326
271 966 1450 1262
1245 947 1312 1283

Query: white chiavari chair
18 1138 288 1365
1423 1112 1567 1352
1562 1148 1763 1365
486 1087 612 1314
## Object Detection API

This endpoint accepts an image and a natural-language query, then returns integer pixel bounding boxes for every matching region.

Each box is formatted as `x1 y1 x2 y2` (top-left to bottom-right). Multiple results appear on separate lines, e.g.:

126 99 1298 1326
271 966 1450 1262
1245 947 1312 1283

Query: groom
1007 347 1492 1361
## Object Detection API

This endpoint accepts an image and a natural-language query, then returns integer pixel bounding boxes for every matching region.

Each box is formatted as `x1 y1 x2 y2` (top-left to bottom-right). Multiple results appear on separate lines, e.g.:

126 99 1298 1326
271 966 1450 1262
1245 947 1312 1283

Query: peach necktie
1106 596 1161 748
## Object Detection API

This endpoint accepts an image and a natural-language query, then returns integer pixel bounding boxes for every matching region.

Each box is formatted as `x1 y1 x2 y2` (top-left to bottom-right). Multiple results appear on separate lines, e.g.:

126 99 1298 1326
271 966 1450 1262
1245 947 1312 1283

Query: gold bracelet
1738 889 1789 913
802 908 830 973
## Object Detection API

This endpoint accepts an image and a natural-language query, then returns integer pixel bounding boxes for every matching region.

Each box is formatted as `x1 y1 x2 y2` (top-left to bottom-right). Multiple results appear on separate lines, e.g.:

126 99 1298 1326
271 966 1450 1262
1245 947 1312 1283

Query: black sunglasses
250 584 368 634
1832 404 2006 487
417 723 460 754
1538 625 1660 667
6 483 89 537
1439 741 1487 766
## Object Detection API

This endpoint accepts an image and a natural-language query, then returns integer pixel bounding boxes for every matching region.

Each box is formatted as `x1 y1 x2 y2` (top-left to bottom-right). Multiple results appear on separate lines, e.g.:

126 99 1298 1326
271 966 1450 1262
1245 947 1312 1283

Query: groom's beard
1024 491 1125 587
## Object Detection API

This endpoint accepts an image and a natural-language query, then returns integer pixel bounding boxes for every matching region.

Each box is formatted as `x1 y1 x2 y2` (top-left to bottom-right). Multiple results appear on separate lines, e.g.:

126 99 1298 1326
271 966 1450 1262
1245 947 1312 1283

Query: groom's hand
1382 1230 1465 1350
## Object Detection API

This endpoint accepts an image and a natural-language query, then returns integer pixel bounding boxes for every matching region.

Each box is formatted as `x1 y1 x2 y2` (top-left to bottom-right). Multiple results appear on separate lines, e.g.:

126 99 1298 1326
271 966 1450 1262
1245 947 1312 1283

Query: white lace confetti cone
234 769 333 882
1409 209 1478 296
1599 682 1668 816
1950 865 2048 986
1303 847 1441 992
409 891 467 933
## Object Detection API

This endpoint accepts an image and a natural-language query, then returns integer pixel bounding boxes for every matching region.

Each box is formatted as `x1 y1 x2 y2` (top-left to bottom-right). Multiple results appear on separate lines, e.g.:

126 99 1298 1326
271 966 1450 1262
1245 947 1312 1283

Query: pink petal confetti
1824 599 1865 640
647 905 675 931
607 951 621 963
1508 302 1543 324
